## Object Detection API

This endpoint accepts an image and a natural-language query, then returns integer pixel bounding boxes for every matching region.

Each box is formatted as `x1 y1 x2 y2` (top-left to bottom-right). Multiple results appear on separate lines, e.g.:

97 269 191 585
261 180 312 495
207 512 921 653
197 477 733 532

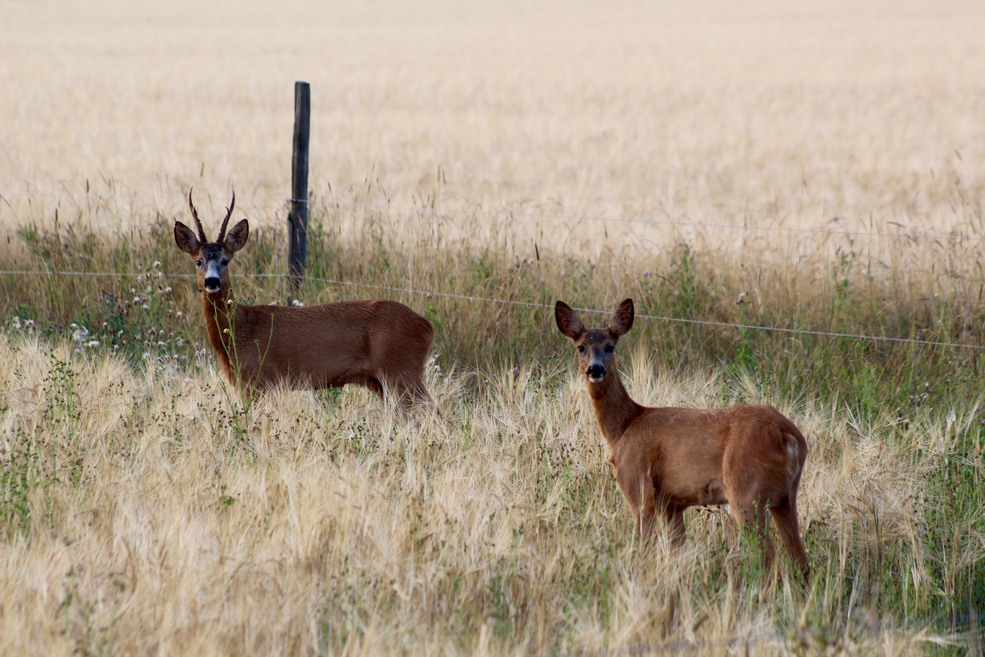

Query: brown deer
174 189 434 406
556 298 808 576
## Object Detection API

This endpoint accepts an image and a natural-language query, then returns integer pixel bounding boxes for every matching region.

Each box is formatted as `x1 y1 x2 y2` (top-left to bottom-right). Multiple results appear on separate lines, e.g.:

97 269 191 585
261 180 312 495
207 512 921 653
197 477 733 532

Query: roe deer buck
556 298 808 576
174 189 434 405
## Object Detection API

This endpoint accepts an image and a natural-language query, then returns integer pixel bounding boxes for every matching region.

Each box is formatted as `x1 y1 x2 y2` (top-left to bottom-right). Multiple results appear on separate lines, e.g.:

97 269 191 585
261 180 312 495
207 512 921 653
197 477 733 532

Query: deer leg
396 373 433 406
770 496 809 579
730 497 775 570
664 505 686 547
637 492 657 538
755 501 775 570
380 363 432 408
626 474 658 538
386 382 425 412
362 377 385 399
409 377 433 404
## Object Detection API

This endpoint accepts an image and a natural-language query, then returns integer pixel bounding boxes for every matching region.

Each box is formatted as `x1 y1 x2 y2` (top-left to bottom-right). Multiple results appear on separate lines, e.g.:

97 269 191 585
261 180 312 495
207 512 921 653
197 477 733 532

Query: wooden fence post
288 81 310 299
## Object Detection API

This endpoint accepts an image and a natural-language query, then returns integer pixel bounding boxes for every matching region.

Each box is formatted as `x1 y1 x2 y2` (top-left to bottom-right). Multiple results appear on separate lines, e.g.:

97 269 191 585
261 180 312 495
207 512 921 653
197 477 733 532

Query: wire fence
3 188 983 350
2 268 984 351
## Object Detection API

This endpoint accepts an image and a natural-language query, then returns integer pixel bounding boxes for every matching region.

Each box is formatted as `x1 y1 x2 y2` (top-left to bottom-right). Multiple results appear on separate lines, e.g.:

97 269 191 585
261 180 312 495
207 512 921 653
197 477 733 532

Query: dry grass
2 1 985 654
1 334 979 656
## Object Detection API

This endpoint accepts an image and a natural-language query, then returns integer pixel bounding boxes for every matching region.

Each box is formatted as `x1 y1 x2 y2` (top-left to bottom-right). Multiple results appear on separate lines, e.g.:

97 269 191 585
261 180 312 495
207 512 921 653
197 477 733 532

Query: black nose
204 276 221 291
586 364 606 380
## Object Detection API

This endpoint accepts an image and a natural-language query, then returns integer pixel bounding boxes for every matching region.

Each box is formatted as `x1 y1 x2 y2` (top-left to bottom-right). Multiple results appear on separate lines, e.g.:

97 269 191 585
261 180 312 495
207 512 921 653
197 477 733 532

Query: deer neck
587 370 644 449
200 286 238 377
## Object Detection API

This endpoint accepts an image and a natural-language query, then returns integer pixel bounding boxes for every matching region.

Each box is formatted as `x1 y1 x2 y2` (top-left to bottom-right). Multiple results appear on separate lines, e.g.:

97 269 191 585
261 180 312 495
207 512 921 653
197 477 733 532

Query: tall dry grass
1 333 980 656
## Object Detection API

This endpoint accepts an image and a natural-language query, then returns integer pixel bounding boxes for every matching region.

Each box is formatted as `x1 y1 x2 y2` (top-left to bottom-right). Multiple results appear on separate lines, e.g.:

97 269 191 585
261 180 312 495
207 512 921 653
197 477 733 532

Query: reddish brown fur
556 298 808 576
175 190 434 405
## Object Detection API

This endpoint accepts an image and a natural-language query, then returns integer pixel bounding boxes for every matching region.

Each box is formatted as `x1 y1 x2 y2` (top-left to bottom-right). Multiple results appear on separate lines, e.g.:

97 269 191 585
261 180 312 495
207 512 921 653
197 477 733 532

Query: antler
217 190 236 244
187 188 207 244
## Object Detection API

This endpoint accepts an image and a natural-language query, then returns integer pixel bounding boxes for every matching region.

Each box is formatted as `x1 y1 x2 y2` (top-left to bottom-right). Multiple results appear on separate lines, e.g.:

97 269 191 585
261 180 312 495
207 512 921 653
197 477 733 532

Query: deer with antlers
556 298 808 576
173 189 434 406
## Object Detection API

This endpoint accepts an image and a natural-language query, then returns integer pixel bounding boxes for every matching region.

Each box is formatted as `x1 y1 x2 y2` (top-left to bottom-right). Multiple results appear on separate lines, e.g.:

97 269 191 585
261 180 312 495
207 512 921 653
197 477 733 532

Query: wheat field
4 0 985 247
2 1 985 655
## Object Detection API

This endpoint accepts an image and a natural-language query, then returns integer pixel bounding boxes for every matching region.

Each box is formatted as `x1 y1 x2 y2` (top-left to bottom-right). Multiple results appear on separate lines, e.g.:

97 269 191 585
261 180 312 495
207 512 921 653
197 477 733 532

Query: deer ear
174 221 200 255
555 301 585 340
224 219 250 254
608 298 635 337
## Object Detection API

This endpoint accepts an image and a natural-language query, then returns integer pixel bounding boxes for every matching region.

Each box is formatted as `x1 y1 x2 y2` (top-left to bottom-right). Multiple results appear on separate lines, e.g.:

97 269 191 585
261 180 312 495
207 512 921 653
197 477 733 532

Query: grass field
2 1 985 655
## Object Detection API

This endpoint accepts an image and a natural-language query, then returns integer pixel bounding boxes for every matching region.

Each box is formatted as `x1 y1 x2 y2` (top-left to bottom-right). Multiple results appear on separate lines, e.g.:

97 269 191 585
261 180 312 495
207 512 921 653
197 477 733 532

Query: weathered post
288 81 310 299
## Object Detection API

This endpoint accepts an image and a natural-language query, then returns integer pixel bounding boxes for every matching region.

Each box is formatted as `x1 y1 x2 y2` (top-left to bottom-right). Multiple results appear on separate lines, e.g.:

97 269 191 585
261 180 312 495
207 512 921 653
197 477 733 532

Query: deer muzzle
203 261 222 293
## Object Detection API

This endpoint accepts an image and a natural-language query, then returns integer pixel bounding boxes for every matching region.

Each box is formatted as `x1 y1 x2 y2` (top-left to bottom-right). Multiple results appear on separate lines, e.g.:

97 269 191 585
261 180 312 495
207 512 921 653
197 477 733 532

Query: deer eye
577 345 586 353
604 344 615 354
221 258 229 267
196 259 203 267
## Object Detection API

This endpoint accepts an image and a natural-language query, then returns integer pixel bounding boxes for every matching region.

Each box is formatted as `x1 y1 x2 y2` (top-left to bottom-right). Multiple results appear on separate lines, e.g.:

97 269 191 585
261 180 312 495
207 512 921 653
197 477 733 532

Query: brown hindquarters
369 304 435 403
720 407 805 507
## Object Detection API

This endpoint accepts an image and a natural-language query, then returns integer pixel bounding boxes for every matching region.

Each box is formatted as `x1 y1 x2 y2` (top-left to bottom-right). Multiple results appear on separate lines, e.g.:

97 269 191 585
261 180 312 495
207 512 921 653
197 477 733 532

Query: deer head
174 189 249 295
555 298 634 383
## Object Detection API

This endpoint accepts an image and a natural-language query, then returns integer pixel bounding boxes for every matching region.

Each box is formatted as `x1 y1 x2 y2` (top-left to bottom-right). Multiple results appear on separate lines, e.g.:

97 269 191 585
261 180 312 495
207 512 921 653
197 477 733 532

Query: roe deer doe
556 298 808 576
174 189 434 406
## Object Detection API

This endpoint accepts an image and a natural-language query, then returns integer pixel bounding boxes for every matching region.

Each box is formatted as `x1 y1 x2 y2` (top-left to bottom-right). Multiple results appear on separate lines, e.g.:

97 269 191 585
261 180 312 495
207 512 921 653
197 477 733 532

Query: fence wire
2 268 983 351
